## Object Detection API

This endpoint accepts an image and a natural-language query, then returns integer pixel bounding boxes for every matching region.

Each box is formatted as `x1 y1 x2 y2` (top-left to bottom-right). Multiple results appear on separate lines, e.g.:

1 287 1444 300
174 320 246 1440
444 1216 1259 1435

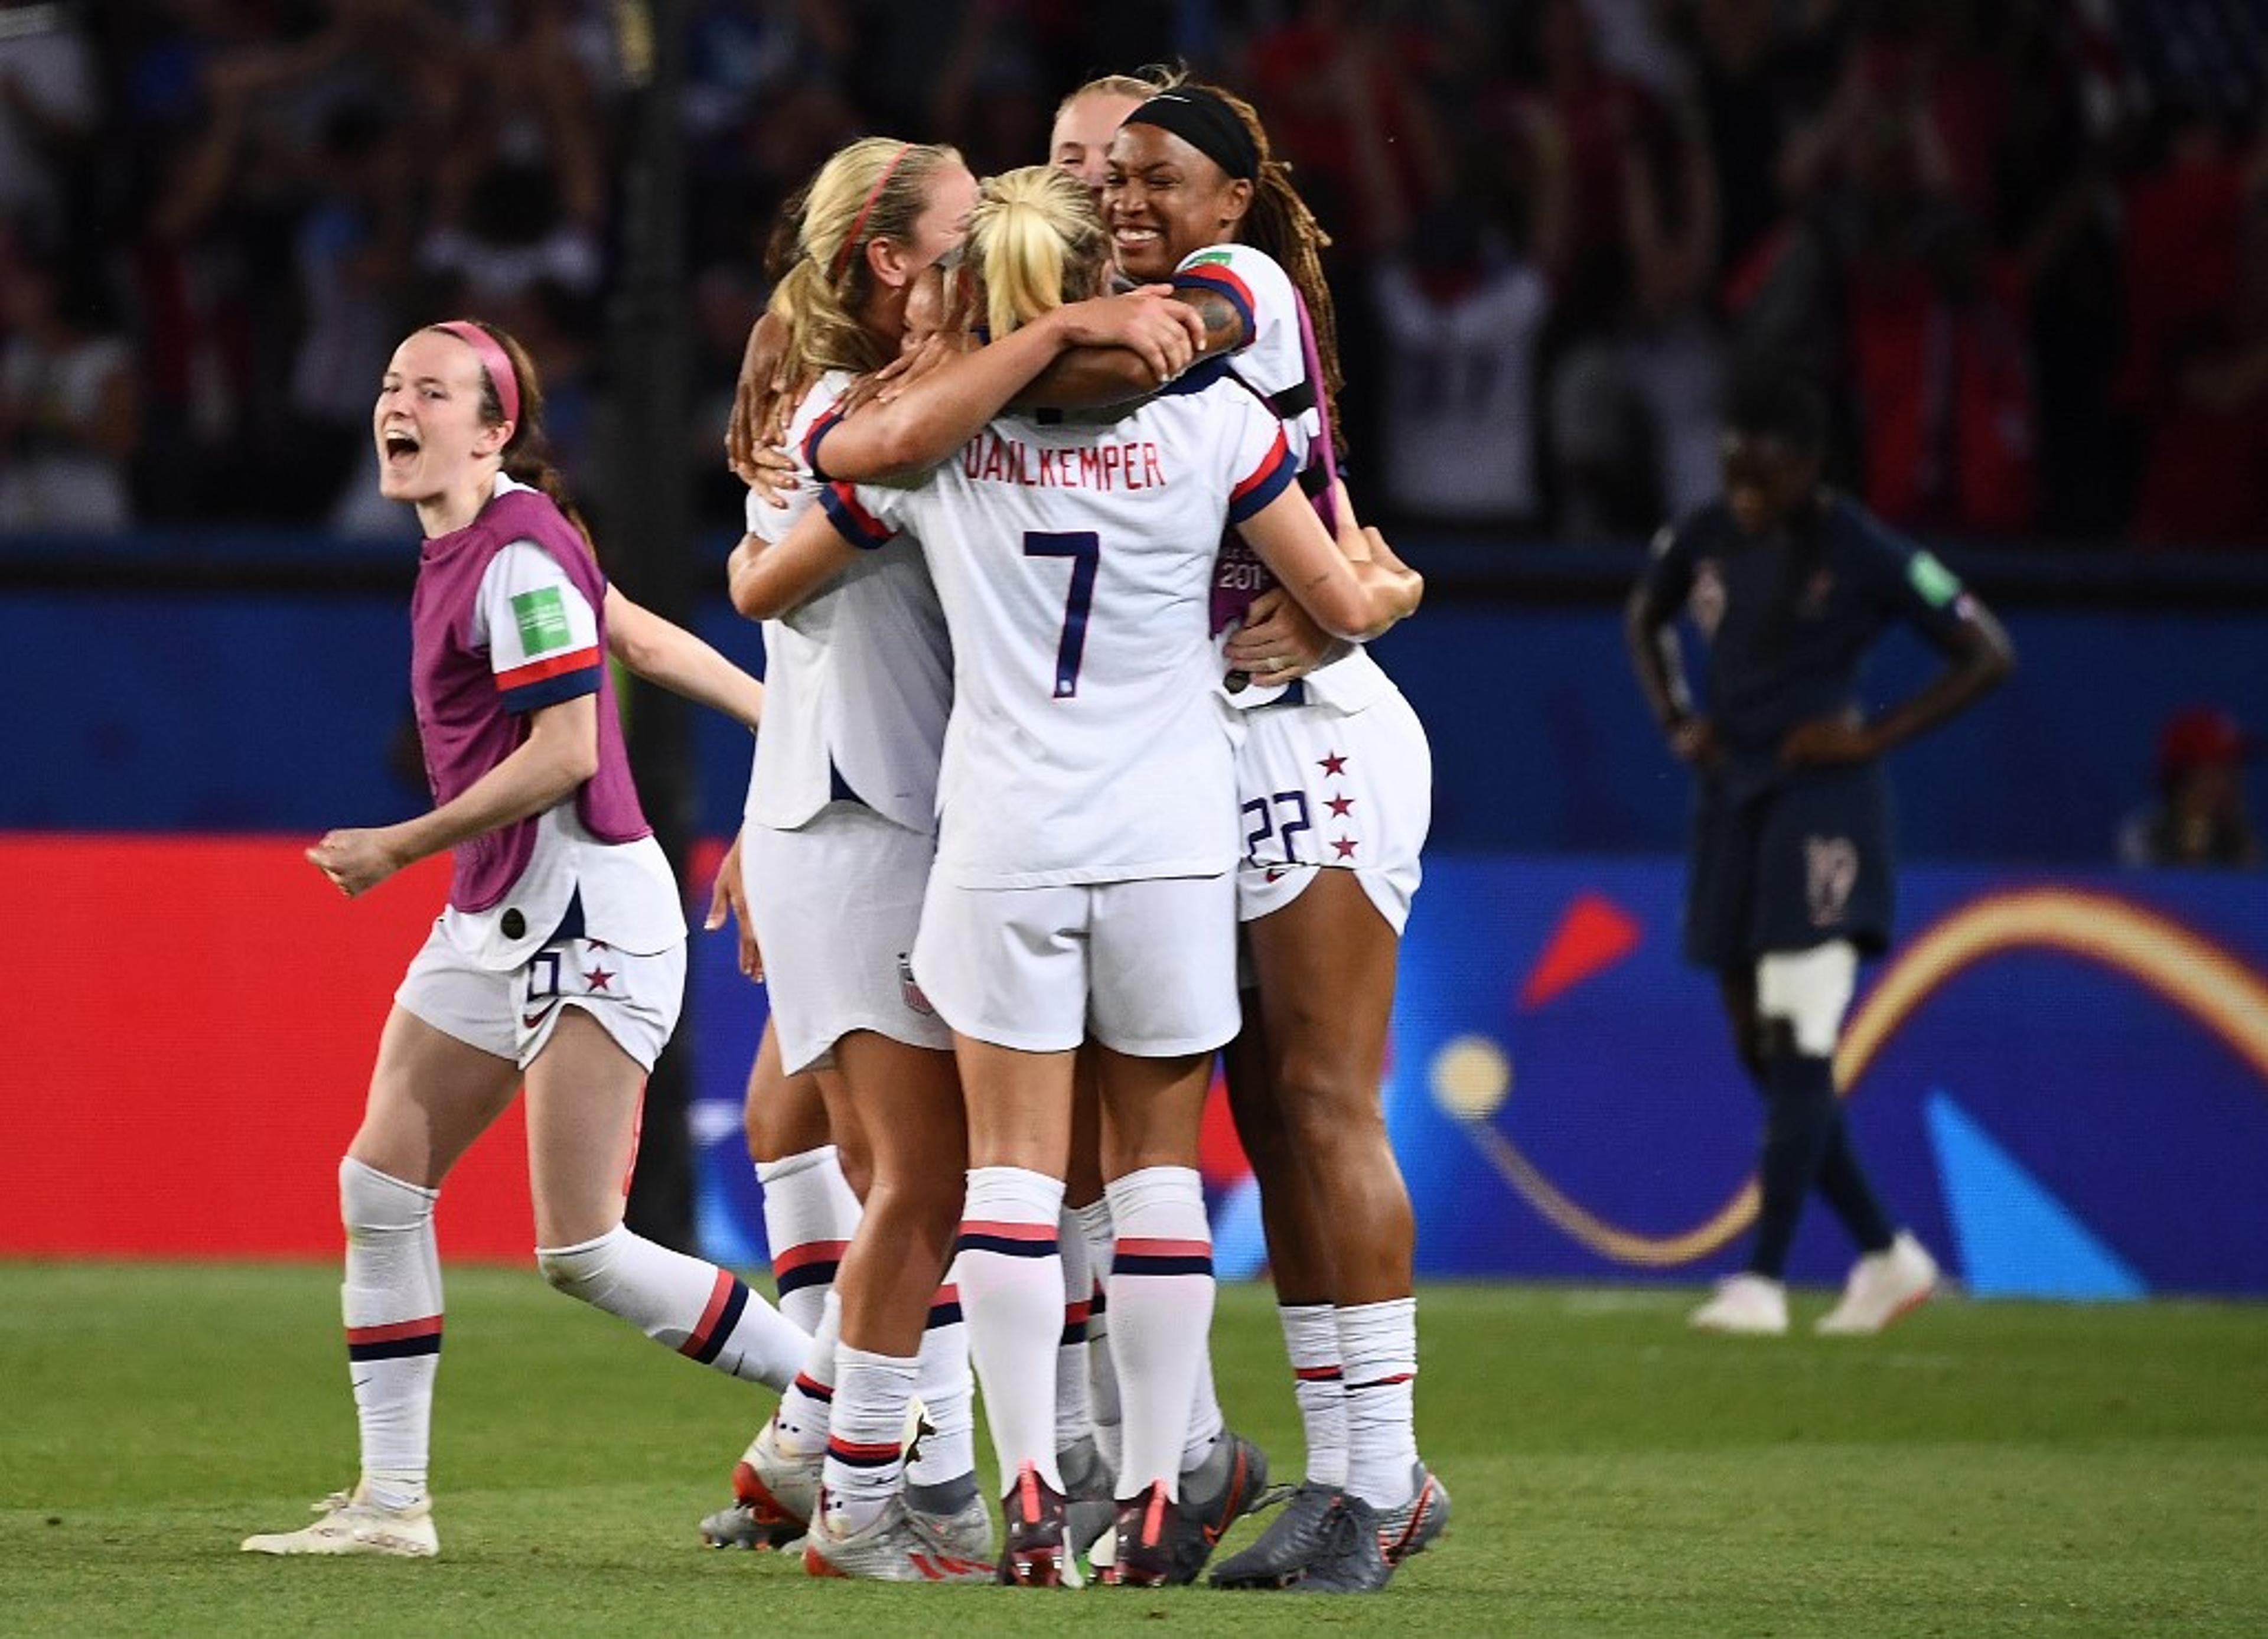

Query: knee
1271 1051 1386 1154
535 1226 623 1302
340 1155 435 1236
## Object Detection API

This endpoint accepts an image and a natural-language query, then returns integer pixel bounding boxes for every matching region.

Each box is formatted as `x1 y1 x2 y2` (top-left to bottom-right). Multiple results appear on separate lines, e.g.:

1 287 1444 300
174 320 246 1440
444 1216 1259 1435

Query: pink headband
430 320 520 430
830 143 914 281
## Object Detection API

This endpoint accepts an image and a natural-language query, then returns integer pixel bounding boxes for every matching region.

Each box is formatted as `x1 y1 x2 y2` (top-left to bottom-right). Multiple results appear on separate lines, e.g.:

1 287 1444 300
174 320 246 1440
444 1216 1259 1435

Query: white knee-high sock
1338 1297 1418 1510
340 1158 441 1510
822 1344 918 1534
1105 1166 1214 1503
756 1144 861 1335
1280 1302 1348 1487
774 1288 842 1455
534 1224 807 1389
956 1166 1066 1495
1055 1208 1095 1453
908 1267 977 1490
1073 1197 1122 1475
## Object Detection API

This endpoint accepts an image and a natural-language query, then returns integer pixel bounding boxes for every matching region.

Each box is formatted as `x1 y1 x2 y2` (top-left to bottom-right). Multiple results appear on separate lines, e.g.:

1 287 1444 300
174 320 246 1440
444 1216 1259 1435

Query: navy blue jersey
1640 493 1975 794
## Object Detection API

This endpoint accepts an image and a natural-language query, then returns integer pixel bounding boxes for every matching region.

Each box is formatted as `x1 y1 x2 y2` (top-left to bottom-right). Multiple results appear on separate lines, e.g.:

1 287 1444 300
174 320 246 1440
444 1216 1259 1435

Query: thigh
1245 867 1400 1123
523 1008 654 1247
350 1003 523 1190
1089 874 1240 1058
832 1029 965 1190
914 880 1091 1054
741 1016 836 1164
1682 778 1759 970
1094 1044 1214 1180
954 1034 1077 1177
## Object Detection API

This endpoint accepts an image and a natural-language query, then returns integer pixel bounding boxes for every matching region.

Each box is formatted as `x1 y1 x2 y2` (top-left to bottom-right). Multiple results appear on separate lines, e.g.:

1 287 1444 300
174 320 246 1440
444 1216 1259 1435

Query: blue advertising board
686 859 2268 1298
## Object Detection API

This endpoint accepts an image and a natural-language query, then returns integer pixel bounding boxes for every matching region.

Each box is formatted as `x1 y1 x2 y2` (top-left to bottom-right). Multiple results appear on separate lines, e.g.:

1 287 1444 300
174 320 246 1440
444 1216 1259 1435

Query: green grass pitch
3 1264 2264 1637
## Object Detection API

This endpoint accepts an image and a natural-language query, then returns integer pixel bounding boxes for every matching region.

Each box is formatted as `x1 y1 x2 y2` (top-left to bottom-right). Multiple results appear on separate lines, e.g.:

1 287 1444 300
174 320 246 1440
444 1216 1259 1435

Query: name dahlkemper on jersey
962 429 1169 493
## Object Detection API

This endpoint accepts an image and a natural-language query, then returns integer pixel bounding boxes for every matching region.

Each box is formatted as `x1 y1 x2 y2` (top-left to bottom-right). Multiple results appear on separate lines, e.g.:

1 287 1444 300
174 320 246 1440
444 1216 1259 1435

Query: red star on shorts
1331 836 1358 859
584 965 615 992
1326 793 1355 818
1318 751 1348 777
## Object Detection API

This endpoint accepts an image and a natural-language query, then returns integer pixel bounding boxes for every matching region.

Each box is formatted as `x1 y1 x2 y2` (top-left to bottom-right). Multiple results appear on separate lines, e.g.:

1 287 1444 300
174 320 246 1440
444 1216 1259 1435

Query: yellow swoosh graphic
1459 887 2268 1266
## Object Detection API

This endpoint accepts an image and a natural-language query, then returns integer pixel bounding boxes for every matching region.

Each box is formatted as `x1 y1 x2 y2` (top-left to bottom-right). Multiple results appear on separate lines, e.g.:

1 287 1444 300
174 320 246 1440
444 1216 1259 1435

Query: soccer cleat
1292 1494 1391 1594
997 1461 1081 1588
1165 1429 1269 1583
1208 1482 1343 1588
1058 1433 1116 1560
1817 1231 1940 1335
241 1486 438 1558
1689 1273 1788 1335
1377 1462 1451 1565
801 1492 992 1582
1099 1481 1178 1587
731 1416 823 1536
908 1489 995 1565
698 1498 799 1551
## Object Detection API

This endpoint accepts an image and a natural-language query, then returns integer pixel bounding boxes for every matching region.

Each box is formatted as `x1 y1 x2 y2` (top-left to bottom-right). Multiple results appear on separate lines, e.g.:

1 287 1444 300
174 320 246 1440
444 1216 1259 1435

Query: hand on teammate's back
1054 286 1206 383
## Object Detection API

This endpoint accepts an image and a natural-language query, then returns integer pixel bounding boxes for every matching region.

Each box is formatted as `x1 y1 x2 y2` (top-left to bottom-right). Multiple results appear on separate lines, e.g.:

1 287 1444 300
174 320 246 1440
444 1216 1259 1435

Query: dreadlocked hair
970 166 1112 341
432 318 596 555
766 136 966 390
1192 80 1347 454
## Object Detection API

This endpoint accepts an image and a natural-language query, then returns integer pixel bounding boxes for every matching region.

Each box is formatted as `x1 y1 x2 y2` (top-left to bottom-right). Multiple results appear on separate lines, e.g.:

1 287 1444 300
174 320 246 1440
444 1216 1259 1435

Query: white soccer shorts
744 803 953 1074
396 917 684 1072
1233 685 1430 935
912 872 1239 1057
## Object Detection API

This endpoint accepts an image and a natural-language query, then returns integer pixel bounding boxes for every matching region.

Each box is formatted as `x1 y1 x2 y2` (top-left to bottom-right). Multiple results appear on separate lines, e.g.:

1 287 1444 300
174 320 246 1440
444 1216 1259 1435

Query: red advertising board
0 836 534 1260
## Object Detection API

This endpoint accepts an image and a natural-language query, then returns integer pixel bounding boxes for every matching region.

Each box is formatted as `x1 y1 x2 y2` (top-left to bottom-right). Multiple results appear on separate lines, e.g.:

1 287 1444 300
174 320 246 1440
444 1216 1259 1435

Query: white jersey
1172 240 1392 716
822 374 1296 889
741 371 951 835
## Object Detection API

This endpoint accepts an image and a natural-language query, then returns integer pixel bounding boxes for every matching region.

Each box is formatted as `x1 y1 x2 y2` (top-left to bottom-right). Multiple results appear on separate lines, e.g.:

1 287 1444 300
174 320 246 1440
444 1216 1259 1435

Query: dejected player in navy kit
1625 367 2015 1337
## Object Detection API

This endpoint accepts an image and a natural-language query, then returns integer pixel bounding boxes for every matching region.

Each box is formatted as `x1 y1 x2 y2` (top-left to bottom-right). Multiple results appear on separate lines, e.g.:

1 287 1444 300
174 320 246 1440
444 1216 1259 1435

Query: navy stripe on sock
690 1278 750 1365
1112 1252 1214 1278
347 1334 442 1363
927 1299 964 1328
774 1260 840 1296
955 1233 1058 1259
1059 1319 1089 1346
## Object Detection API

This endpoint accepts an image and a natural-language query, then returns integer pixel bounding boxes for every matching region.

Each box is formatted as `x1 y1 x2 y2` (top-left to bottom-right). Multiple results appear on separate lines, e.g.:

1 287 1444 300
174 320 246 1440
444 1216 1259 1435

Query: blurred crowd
2 0 2266 548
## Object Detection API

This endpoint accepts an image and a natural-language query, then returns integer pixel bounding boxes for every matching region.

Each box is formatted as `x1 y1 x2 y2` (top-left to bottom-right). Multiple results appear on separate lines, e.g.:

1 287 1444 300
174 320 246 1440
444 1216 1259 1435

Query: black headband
1123 87 1259 183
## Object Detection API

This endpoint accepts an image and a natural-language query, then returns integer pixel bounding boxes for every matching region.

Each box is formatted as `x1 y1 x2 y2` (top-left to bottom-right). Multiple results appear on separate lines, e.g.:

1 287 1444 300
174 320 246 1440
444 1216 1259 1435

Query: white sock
756 1144 861 1335
340 1158 441 1510
1280 1302 1348 1487
822 1344 917 1534
908 1267 977 1488
1055 1208 1095 1454
1183 1344 1226 1472
1105 1166 1214 1502
533 1224 808 1390
775 1288 842 1455
956 1166 1067 1495
1338 1297 1418 1510
1074 1197 1122 1476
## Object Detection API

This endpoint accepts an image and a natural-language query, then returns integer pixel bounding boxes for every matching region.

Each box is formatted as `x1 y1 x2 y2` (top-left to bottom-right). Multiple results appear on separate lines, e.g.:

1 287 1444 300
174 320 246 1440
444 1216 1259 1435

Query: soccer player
1094 82 1449 1593
1624 365 2015 1337
736 164 1421 1587
242 320 809 1559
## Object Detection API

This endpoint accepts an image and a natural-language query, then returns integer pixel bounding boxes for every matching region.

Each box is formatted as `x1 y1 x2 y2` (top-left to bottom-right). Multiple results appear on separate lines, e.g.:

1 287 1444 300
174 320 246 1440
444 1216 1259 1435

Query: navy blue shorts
1682 764 1894 973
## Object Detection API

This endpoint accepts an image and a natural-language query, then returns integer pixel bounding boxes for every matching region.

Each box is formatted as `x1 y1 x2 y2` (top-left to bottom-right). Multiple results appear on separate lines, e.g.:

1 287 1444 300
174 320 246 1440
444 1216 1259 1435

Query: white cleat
733 1416 823 1534
242 1487 438 1558
1690 1273 1788 1335
1817 1231 1940 1335
910 1491 995 1565
803 1494 993 1582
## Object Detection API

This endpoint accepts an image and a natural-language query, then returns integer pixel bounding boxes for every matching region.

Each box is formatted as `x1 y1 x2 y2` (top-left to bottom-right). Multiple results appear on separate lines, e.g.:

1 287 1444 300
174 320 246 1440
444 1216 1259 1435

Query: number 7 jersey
815 373 1296 889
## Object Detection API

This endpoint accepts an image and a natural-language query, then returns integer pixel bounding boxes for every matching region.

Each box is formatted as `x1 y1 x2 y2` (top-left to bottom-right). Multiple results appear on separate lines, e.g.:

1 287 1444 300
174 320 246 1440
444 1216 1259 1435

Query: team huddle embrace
246 71 1445 1596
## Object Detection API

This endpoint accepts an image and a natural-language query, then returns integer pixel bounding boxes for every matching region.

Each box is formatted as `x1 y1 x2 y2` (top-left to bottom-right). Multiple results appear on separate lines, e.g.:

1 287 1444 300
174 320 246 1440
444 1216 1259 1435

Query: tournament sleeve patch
511 585 574 655
1907 549 1963 608
1227 426 1296 523
819 481 894 550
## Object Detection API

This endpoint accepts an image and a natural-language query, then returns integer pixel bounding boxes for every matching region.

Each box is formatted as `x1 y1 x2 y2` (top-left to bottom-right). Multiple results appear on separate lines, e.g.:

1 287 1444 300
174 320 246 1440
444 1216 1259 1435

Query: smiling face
1051 90 1143 200
1102 122 1252 282
373 328 509 507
